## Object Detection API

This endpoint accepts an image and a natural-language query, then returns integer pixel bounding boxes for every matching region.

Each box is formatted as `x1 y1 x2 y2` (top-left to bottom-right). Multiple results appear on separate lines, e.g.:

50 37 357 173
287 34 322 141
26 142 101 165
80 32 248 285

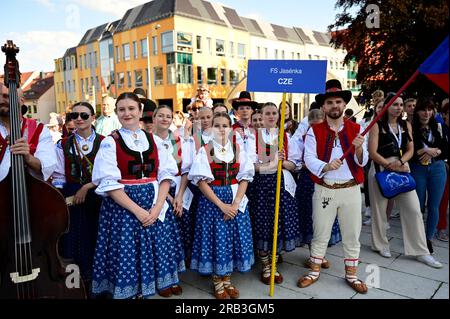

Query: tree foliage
329 0 449 101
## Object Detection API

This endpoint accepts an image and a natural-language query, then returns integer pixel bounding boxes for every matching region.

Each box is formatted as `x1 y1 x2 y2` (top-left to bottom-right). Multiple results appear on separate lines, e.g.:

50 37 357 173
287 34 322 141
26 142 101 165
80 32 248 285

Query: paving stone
432 283 449 299
352 288 410 299
389 255 449 283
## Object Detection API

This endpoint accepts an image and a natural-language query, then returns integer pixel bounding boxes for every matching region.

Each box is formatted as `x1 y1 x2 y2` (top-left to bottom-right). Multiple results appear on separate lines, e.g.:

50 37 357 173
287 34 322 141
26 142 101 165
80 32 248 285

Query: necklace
218 146 227 155
81 144 89 151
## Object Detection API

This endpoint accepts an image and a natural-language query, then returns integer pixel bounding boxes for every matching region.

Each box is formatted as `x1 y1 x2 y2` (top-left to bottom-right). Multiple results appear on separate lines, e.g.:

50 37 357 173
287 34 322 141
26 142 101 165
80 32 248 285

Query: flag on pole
419 36 449 93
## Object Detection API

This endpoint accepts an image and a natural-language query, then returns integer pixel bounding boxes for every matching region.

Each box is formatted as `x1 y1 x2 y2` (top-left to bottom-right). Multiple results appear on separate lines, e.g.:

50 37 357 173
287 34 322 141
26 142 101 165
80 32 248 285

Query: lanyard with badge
388 123 402 156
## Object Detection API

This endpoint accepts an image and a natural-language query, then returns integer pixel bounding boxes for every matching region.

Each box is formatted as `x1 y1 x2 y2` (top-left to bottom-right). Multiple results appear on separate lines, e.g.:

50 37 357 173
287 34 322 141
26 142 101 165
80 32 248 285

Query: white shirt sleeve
237 148 255 182
304 128 327 179
156 141 178 185
51 140 66 188
188 147 214 185
354 126 369 167
92 136 124 196
287 135 304 169
35 126 57 181
180 137 194 175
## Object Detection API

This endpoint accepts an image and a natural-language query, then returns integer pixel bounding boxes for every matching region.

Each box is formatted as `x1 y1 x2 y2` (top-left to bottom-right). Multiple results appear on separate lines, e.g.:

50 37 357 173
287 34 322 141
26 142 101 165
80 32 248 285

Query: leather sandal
171 285 183 295
222 275 239 299
297 273 320 288
346 279 368 294
158 287 173 298
213 276 230 299
304 258 330 269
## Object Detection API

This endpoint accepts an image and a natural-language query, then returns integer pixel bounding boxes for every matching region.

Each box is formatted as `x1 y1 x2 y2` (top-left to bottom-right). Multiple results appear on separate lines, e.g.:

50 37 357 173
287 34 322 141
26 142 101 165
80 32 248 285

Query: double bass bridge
10 268 41 283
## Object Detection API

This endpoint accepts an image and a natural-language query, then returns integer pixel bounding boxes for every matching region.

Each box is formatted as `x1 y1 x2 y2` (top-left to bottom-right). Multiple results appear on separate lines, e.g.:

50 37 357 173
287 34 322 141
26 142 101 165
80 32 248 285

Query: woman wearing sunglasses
91 92 184 299
51 102 104 295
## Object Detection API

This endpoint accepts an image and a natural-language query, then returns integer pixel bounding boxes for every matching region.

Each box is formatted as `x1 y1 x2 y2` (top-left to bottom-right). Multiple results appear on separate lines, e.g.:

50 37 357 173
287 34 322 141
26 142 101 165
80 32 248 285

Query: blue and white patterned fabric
91 183 185 299
190 185 254 276
249 172 300 253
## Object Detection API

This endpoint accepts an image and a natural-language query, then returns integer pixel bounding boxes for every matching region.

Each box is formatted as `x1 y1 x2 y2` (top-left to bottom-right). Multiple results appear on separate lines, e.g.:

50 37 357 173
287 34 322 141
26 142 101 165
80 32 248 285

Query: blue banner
246 60 327 93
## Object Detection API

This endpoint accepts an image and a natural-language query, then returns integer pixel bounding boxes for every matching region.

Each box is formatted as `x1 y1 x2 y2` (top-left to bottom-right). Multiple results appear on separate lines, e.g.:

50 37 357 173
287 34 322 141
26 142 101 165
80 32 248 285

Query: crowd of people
0 79 448 299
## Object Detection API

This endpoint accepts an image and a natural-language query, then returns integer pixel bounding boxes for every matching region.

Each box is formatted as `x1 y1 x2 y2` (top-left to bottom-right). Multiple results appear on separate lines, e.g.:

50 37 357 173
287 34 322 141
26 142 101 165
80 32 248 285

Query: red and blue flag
419 36 449 93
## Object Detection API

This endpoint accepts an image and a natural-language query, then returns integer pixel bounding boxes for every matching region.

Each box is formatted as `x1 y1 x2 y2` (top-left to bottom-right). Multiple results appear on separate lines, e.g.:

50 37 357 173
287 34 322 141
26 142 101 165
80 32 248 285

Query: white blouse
92 128 178 196
52 129 97 188
0 121 56 182
188 139 255 186
153 133 193 176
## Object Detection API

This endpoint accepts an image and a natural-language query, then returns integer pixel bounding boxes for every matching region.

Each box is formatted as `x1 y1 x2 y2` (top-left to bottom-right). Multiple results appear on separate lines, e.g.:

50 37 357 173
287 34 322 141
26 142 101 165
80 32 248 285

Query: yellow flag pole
270 91 287 297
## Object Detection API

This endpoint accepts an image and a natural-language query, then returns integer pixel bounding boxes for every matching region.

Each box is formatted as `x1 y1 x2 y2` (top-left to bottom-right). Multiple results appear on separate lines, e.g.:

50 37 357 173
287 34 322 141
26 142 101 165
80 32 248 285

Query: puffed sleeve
354 125 369 167
35 126 57 181
188 147 214 185
51 140 66 188
287 135 304 169
156 141 178 186
237 148 255 182
180 137 194 175
92 136 123 196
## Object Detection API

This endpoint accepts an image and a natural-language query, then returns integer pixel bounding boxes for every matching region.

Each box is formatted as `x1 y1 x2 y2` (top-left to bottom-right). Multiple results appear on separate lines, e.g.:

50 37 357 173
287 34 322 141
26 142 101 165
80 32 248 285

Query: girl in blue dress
91 92 185 299
249 102 301 285
188 112 255 299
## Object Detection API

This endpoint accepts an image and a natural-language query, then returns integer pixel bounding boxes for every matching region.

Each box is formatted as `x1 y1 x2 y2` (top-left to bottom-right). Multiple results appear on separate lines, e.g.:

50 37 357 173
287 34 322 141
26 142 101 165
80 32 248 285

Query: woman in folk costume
152 105 194 296
249 102 301 285
52 102 103 293
295 109 341 269
188 112 255 299
91 92 185 299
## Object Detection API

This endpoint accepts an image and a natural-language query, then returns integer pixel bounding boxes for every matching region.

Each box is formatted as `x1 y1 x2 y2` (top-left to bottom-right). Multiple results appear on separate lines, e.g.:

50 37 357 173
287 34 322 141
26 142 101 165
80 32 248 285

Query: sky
0 0 356 72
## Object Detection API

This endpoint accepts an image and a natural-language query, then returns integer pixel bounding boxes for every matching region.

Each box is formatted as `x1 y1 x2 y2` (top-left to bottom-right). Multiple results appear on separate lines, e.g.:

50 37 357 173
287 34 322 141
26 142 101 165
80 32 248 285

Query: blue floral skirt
190 185 254 276
60 183 101 281
249 172 300 253
92 183 185 299
296 169 342 246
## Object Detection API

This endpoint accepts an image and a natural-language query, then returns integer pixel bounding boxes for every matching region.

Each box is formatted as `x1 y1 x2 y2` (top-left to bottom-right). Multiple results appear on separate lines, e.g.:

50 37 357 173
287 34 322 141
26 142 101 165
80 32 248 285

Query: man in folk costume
298 79 369 294
0 82 56 183
231 91 257 160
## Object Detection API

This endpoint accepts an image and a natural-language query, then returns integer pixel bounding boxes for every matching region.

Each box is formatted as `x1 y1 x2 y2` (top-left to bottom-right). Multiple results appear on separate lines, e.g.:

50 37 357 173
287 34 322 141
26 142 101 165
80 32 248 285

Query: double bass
0 41 86 299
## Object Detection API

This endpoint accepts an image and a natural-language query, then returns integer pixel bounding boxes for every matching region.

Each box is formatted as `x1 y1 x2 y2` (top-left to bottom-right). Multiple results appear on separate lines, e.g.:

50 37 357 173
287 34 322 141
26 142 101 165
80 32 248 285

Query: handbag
375 169 416 199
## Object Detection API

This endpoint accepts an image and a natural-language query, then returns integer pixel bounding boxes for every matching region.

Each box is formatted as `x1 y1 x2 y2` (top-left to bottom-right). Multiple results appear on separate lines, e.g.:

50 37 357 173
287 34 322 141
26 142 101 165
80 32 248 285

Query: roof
271 23 303 44
313 31 331 46
240 17 265 37
23 72 54 100
293 27 314 44
79 23 109 46
63 47 77 57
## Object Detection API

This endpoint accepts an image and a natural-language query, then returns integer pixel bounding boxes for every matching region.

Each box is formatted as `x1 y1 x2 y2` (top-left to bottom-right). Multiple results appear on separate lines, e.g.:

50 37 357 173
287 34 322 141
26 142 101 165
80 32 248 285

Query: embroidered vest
0 118 43 163
310 120 364 185
111 130 159 180
61 134 104 184
205 141 240 186
255 129 288 164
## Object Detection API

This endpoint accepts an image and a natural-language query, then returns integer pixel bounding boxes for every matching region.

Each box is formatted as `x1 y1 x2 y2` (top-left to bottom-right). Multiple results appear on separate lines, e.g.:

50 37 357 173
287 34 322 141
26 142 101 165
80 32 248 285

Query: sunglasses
191 107 200 112
69 112 90 120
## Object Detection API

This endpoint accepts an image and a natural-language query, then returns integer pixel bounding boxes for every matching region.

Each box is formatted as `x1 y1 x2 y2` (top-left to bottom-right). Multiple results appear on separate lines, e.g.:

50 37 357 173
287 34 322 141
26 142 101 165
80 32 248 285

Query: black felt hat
231 91 259 110
315 79 352 106
140 98 157 121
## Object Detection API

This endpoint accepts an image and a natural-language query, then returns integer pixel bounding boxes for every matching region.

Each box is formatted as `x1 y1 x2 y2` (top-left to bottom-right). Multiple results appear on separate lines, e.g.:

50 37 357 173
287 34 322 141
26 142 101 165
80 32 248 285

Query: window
81 79 84 94
176 32 192 51
79 55 83 70
220 68 226 85
95 76 99 91
275 49 278 59
196 35 202 53
308 54 312 60
71 56 76 68
140 39 148 57
135 70 143 87
123 43 130 61
127 71 132 88
85 78 88 93
229 41 234 57
291 52 295 59
237 43 245 58
94 51 98 67
264 48 268 59
72 80 76 92
207 68 217 85
229 70 238 85
216 39 225 56
297 53 300 60
145 68 149 86
84 54 87 68
197 66 203 84
257 46 260 59
161 31 174 53
207 37 212 54
281 50 285 59
115 46 120 62
330 61 334 69
152 36 158 55
154 67 163 85
177 64 192 84
117 72 124 88
133 41 138 59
